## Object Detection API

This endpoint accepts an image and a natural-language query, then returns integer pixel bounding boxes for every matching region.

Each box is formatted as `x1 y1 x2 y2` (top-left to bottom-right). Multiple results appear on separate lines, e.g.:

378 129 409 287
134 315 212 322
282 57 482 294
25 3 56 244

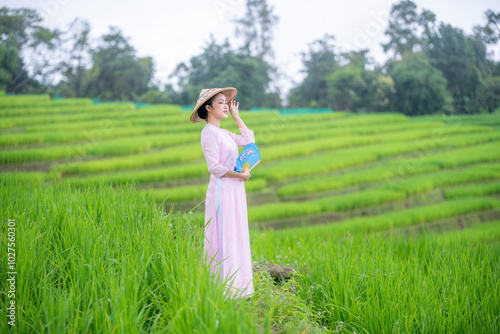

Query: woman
190 87 255 299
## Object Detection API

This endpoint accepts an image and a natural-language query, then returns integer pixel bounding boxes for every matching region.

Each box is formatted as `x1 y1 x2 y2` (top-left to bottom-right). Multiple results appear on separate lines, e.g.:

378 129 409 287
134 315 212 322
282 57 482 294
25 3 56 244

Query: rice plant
0 179 263 333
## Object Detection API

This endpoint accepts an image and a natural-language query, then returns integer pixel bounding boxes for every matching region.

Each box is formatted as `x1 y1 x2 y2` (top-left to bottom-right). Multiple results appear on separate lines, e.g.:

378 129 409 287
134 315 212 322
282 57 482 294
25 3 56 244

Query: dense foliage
0 0 499 113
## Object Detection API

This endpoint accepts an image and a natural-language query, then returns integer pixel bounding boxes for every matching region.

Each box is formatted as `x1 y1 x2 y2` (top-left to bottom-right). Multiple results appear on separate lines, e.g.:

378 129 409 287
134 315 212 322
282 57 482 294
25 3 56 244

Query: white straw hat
190 87 237 123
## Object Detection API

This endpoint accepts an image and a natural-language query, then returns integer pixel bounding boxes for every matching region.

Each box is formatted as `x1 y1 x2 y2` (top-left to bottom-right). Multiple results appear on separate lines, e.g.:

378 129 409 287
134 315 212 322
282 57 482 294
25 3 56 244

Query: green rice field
1 93 499 333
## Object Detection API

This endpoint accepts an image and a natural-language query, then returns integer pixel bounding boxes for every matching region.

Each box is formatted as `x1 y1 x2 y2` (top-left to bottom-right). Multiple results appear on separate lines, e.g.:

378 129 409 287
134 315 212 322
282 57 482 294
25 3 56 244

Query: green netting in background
181 106 333 114
249 107 279 112
0 92 337 116
133 102 152 108
92 98 150 109
279 108 334 115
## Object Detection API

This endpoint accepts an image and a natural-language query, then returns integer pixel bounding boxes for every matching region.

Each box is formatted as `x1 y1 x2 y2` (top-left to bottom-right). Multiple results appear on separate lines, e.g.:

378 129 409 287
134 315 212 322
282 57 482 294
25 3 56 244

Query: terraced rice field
1 93 499 333
3 94 499 230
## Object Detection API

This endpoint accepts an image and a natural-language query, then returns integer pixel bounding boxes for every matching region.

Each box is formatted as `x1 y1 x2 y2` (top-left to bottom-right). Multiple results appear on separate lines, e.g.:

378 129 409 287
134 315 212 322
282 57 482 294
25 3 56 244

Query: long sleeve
202 133 229 178
223 128 255 146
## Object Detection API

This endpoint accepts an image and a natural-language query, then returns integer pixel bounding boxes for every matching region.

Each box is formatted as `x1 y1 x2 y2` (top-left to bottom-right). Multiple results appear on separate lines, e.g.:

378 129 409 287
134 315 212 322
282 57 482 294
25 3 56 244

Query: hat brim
190 87 237 123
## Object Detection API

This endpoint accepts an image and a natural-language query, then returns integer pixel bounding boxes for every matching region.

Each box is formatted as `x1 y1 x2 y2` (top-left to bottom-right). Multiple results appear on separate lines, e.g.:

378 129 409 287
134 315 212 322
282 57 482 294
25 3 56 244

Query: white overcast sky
2 0 500 94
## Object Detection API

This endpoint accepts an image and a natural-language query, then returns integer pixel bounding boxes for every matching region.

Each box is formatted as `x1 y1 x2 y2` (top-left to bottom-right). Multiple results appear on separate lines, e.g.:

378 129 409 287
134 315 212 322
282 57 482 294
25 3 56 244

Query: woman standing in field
190 87 255 299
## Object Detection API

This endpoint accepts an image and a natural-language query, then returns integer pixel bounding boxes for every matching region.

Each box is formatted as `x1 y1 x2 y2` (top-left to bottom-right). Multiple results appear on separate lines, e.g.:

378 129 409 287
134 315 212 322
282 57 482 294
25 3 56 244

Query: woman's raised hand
229 100 240 119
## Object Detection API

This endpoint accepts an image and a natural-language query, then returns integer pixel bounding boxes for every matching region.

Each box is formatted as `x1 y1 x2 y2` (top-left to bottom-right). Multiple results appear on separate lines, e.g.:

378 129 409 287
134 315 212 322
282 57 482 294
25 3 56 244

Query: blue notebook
234 143 261 172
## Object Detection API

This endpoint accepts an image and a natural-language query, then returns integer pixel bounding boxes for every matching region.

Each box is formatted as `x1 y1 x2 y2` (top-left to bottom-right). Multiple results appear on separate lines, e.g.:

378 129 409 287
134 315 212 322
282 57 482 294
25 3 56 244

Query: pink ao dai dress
200 122 255 299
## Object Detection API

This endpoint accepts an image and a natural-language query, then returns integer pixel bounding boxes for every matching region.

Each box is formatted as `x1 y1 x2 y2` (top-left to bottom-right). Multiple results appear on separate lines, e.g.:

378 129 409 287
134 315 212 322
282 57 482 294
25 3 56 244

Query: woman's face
207 93 229 120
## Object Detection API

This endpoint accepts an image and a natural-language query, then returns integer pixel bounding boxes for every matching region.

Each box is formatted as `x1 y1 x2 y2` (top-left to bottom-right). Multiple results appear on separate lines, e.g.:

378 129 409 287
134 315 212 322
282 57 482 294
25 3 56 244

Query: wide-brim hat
190 87 237 123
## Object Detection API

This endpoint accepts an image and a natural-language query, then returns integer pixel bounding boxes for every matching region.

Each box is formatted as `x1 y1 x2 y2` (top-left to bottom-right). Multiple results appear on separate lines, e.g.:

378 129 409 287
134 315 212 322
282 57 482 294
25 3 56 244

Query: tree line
0 0 499 115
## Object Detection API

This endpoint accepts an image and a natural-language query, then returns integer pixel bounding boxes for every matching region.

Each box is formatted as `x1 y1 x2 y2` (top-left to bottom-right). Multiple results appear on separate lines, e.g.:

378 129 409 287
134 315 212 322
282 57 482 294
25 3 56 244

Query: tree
327 51 394 112
170 37 273 109
288 34 338 108
233 0 279 60
327 64 367 111
327 65 394 113
426 23 487 113
25 26 61 87
473 10 500 47
389 52 452 115
0 7 58 93
232 0 281 106
384 2 494 114
55 18 92 97
136 86 171 104
477 75 500 113
83 27 153 100
382 0 436 58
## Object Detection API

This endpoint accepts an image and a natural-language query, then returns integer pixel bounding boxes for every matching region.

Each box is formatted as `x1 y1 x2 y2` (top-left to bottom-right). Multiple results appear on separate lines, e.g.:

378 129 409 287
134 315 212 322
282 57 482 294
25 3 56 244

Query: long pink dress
201 122 255 298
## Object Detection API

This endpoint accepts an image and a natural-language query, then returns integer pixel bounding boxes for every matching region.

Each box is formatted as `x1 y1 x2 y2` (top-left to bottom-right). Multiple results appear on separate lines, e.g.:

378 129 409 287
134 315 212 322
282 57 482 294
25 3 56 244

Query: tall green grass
1 181 498 333
0 179 263 333
251 227 500 333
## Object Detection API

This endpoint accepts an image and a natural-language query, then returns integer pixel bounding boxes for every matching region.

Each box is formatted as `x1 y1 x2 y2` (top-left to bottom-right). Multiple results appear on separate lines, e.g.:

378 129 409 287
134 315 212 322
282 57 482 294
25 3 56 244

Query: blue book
234 143 261 172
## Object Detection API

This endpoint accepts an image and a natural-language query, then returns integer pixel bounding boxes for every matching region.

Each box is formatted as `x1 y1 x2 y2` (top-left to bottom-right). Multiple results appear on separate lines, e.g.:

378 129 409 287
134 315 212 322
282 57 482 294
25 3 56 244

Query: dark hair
197 94 218 121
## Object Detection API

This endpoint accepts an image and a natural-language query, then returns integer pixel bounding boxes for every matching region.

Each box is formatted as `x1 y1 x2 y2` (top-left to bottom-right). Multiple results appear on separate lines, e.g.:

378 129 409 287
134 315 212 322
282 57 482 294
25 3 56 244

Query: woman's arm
233 115 247 129
201 135 229 178
221 169 251 181
223 100 255 146
229 100 247 130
